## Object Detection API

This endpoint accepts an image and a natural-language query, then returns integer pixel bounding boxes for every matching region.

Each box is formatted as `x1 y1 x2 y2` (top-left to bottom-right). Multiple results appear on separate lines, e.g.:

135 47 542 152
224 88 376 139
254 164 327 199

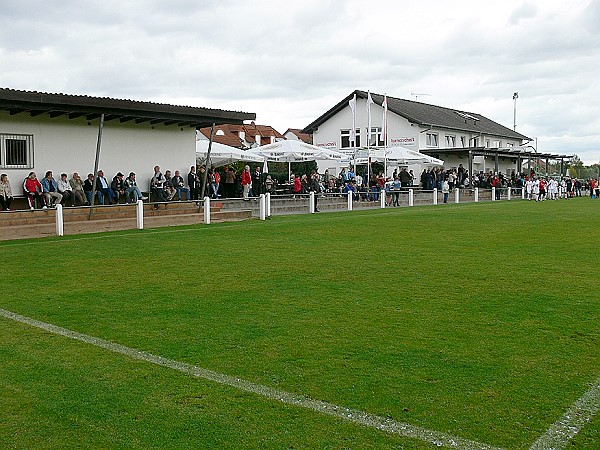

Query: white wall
0 111 196 190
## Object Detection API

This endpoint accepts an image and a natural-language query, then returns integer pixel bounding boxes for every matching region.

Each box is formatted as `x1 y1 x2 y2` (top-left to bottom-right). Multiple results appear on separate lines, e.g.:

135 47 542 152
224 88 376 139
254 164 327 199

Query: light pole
513 92 519 131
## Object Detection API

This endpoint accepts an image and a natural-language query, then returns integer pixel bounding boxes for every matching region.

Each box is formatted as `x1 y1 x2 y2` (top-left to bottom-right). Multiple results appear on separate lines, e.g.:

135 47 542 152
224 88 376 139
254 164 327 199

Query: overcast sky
1 0 599 163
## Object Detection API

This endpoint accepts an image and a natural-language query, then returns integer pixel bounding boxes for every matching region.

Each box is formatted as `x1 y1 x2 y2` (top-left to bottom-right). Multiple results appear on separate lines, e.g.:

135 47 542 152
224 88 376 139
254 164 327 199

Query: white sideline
529 376 600 449
0 308 501 450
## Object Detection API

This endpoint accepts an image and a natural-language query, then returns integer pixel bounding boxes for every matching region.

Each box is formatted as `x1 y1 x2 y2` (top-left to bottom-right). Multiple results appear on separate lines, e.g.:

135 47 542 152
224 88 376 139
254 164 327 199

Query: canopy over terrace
354 146 444 166
420 146 573 177
196 140 265 167
248 140 349 178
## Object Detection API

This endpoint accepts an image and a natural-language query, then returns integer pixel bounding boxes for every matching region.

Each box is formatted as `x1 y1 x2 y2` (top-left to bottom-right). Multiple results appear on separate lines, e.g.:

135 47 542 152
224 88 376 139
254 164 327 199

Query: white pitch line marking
529 376 600 449
1 308 501 450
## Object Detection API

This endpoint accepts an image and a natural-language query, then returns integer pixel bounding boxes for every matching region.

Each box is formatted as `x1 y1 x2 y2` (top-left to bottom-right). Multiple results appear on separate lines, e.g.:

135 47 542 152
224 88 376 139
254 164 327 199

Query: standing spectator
41 171 63 207
293 174 302 196
123 172 147 203
310 171 321 212
224 167 236 198
241 165 252 199
23 172 47 210
172 170 190 200
96 170 115 205
57 173 74 206
252 166 262 197
69 173 87 205
187 165 198 200
391 176 401 207
111 172 126 204
442 178 450 203
0 174 14 211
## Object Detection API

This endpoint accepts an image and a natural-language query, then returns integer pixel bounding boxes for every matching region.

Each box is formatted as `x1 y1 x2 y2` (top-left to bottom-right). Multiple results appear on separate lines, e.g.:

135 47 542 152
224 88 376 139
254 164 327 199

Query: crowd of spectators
2 163 600 212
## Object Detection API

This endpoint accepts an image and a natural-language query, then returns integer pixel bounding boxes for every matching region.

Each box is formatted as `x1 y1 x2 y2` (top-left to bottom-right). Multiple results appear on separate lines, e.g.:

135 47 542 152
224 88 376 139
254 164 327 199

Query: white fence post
266 192 271 217
409 189 414 207
204 196 211 224
136 199 144 229
475 187 479 202
260 194 266 220
55 204 64 236
522 187 525 200
492 187 496 201
433 188 438 205
309 191 315 214
455 188 460 204
507 187 512 200
381 189 386 208
347 191 353 211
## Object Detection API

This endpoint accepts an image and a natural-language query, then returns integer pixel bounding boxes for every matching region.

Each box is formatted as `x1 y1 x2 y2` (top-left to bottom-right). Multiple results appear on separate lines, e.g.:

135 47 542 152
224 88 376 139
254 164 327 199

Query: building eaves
0 87 255 128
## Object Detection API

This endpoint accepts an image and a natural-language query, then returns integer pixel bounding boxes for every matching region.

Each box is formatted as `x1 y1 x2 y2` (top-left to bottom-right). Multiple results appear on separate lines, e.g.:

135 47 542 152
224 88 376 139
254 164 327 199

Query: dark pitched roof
303 90 530 141
0 87 255 128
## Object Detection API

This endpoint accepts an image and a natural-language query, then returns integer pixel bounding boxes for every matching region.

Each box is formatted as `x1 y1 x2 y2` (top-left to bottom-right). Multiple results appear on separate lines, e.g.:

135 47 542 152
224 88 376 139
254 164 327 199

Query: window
368 127 384 147
340 129 361 148
460 136 467 148
492 140 501 148
1 134 34 168
445 135 456 147
485 139 491 148
426 132 438 147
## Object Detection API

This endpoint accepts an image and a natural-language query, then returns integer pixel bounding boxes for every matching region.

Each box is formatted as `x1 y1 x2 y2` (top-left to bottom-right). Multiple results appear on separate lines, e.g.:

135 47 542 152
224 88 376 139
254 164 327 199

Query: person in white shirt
57 173 74 206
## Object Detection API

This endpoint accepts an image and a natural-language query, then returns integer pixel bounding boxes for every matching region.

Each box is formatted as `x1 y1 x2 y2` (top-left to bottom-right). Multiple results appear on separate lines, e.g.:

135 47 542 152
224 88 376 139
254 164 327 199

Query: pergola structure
421 146 573 177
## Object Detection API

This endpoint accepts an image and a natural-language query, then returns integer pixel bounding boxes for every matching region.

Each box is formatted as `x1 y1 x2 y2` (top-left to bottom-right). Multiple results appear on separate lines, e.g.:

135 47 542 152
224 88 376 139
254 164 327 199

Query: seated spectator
171 170 190 200
124 172 147 203
0 173 14 211
111 172 126 204
83 173 95 205
69 172 87 205
265 174 274 194
163 170 177 201
23 172 47 210
57 173 74 206
41 170 63 207
95 170 115 205
151 165 168 208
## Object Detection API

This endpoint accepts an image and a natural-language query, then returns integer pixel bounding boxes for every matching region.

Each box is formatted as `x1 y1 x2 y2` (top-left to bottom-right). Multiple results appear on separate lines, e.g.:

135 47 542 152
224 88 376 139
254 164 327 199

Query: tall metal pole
513 92 519 131
200 123 215 199
89 113 104 220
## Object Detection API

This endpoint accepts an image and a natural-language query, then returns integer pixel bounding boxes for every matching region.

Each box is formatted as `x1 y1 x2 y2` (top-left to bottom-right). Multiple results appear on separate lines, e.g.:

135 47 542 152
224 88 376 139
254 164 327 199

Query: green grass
1 199 599 449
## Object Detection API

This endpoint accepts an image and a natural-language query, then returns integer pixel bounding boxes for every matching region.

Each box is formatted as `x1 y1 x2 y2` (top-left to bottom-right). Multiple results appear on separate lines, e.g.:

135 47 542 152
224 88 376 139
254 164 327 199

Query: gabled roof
284 128 313 144
303 90 530 141
198 125 245 148
0 87 255 128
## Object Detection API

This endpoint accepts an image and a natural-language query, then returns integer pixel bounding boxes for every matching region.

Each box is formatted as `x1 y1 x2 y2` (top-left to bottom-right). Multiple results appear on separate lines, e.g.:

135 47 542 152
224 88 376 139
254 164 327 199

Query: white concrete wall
0 111 196 192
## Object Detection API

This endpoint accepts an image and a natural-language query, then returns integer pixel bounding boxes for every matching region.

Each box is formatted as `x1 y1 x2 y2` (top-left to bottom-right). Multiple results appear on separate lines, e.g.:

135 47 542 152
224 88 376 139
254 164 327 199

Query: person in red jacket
241 165 252 199
23 172 47 210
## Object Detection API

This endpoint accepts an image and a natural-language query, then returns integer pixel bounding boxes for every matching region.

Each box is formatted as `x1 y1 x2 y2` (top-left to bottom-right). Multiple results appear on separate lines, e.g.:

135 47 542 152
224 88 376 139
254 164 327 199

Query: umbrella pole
288 161 291 181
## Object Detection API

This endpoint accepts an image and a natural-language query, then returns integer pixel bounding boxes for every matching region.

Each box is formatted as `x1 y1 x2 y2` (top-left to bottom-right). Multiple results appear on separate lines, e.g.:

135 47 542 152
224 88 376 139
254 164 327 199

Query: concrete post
136 199 144 229
475 188 479 202
380 189 386 208
455 188 460 204
433 188 438 205
309 191 315 214
55 204 64 236
409 189 414 207
266 193 271 217
507 187 512 201
492 187 496 201
260 194 266 220
347 191 353 211
204 196 211 224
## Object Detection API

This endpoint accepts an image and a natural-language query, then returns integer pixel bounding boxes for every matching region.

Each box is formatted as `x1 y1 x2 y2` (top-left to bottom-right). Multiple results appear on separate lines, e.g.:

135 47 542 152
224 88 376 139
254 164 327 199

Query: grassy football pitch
1 199 599 449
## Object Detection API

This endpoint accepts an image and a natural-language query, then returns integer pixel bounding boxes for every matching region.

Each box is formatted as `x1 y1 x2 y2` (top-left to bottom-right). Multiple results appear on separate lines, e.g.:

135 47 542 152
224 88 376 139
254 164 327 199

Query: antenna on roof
411 92 431 101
